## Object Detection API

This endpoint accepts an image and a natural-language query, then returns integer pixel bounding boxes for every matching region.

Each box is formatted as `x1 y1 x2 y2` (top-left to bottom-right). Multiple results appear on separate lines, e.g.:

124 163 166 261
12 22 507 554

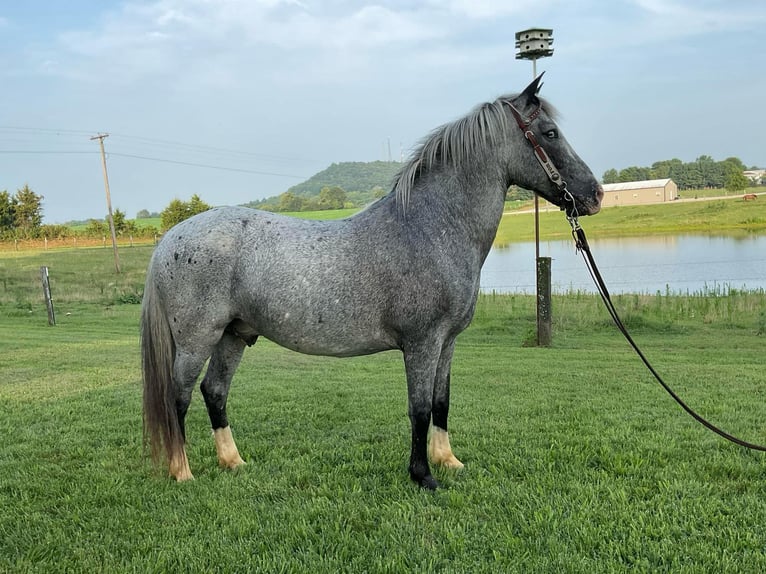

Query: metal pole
533 56 541 261
91 134 121 273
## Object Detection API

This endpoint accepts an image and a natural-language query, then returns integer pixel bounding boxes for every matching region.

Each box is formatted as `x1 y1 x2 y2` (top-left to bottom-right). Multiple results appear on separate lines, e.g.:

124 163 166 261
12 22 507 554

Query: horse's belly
268 325 396 357
242 309 397 358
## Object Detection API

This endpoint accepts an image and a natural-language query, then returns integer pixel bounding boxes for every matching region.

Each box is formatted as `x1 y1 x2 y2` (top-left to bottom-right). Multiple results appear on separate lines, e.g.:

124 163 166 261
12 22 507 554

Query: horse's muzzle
577 184 604 216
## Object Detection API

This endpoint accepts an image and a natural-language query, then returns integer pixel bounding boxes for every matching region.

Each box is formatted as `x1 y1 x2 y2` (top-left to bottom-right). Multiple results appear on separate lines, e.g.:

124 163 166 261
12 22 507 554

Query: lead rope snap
562 187 584 251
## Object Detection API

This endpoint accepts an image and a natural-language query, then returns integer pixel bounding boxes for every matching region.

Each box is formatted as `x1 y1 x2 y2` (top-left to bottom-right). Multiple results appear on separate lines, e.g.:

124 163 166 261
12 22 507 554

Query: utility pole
91 133 121 273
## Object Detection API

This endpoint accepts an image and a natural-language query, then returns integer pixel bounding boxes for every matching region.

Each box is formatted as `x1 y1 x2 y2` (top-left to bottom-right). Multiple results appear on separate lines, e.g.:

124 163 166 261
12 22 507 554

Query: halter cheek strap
506 101 576 217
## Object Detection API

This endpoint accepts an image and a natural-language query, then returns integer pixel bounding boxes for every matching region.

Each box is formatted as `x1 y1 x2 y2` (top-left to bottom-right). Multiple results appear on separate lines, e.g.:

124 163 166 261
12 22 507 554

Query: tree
136 209 151 219
85 218 107 237
618 166 651 182
317 186 347 210
277 192 304 212
726 166 750 193
13 184 43 238
188 194 211 217
602 169 619 184
161 199 189 231
160 195 212 230
112 209 127 234
0 190 15 234
680 164 703 190
650 159 682 180
506 185 534 201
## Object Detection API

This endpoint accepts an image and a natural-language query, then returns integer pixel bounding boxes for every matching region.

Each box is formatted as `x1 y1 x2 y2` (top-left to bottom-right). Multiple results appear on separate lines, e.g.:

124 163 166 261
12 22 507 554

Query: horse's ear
520 72 545 103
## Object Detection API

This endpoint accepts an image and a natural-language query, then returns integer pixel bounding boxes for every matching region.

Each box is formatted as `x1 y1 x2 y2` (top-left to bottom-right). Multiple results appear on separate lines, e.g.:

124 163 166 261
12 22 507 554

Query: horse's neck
407 167 507 259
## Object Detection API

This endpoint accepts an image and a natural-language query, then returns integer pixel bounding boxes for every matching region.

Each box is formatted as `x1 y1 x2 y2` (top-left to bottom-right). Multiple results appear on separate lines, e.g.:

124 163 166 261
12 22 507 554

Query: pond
480 235 766 294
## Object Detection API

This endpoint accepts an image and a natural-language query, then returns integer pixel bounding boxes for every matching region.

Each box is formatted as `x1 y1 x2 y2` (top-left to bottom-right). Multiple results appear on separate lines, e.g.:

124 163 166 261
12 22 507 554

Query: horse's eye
545 129 558 139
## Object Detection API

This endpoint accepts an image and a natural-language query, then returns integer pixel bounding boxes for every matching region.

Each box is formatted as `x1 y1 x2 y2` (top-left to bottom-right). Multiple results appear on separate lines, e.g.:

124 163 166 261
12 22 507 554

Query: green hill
286 161 401 197
245 161 402 210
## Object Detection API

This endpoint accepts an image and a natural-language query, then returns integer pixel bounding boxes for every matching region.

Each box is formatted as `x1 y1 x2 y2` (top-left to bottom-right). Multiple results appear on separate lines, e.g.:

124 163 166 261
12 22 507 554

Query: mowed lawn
1 247 766 572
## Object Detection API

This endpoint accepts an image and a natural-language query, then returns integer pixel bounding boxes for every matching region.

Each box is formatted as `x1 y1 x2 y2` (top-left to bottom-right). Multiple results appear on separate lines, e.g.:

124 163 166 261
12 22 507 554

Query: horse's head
505 75 603 217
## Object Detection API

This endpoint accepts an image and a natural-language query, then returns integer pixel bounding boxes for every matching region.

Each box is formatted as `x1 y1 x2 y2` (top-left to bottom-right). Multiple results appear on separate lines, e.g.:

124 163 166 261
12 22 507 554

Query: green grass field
1 246 765 571
494 195 766 245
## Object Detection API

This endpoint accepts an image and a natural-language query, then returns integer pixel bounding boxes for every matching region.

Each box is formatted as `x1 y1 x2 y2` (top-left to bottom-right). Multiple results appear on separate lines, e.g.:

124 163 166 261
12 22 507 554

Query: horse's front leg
429 339 464 470
200 332 248 471
403 341 440 490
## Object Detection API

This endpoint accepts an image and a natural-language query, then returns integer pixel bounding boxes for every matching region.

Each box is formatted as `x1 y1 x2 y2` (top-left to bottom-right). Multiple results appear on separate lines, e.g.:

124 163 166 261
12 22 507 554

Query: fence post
40 266 56 326
536 257 552 346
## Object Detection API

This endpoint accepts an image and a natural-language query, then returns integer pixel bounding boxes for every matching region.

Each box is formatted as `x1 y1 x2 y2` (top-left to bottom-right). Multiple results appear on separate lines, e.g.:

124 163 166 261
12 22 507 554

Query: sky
1 0 765 223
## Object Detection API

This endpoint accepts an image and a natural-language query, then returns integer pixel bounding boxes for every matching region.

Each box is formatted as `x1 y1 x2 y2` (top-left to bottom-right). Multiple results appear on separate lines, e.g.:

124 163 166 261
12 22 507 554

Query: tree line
0 187 212 241
3 154 759 240
602 155 756 192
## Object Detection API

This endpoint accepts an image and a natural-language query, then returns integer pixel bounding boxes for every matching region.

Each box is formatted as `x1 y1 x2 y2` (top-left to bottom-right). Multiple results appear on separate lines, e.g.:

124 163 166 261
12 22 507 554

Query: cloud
31 0 532 98
632 0 766 34
428 0 543 19
38 1 454 87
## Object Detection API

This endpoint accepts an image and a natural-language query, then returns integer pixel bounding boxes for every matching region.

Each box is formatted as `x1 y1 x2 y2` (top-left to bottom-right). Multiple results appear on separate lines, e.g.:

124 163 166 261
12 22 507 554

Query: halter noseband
506 100 578 220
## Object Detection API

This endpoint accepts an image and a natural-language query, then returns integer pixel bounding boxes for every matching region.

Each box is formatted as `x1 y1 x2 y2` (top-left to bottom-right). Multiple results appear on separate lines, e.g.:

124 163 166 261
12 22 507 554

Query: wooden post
536 257 552 346
40 266 56 326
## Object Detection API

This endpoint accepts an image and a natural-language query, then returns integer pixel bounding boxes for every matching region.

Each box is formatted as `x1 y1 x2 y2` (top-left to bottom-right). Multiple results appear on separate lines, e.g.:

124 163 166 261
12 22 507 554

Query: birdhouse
515 28 554 60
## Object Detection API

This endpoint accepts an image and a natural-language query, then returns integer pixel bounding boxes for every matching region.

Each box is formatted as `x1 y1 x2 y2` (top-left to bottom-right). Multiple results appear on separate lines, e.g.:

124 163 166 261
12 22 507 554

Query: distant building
744 170 765 185
601 178 678 207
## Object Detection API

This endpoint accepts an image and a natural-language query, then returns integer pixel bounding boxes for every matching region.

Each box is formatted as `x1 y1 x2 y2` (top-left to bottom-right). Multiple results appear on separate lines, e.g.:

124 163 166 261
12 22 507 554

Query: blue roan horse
141 76 603 489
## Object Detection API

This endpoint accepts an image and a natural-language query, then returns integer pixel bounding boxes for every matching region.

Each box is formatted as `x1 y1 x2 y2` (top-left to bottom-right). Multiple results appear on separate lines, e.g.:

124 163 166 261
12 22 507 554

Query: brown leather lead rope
569 219 766 452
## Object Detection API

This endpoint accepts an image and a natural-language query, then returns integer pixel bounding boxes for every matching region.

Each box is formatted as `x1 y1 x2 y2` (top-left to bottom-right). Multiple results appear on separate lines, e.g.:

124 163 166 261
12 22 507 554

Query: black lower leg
432 375 450 432
200 379 228 431
175 398 191 441
409 411 439 490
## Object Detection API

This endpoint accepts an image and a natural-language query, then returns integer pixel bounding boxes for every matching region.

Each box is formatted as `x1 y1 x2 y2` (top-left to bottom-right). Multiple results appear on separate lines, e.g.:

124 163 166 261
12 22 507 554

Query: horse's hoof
418 474 440 490
439 455 464 470
173 471 194 482
219 456 246 470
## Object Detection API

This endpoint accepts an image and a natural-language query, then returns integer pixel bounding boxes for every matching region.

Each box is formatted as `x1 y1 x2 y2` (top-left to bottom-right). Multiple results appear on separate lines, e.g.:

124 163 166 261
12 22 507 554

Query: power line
0 150 96 154
0 125 313 178
107 132 309 163
0 125 311 163
0 149 308 179
107 152 308 179
0 126 94 136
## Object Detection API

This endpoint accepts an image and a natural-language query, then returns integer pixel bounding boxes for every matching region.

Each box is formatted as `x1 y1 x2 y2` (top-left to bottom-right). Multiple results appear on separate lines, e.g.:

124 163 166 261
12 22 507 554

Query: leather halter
506 100 578 217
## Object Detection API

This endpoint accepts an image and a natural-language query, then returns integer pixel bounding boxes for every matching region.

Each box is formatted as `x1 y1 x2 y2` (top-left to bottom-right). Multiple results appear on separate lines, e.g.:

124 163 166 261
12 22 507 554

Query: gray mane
392 93 559 207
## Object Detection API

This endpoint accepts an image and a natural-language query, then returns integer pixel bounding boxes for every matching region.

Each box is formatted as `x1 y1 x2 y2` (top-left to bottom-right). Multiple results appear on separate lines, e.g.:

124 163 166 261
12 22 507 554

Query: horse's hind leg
200 331 248 471
171 350 210 481
429 340 464 470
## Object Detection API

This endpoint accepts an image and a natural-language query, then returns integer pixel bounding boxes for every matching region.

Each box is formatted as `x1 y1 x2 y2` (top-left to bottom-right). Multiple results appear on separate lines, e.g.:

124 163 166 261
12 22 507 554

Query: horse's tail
141 266 184 469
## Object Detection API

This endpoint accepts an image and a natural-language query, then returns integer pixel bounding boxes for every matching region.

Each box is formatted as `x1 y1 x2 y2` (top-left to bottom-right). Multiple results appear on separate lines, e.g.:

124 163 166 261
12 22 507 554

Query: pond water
480 235 766 294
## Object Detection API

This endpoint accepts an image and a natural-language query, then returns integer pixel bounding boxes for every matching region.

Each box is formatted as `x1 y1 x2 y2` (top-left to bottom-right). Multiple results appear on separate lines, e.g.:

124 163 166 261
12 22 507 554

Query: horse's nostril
596 185 605 204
